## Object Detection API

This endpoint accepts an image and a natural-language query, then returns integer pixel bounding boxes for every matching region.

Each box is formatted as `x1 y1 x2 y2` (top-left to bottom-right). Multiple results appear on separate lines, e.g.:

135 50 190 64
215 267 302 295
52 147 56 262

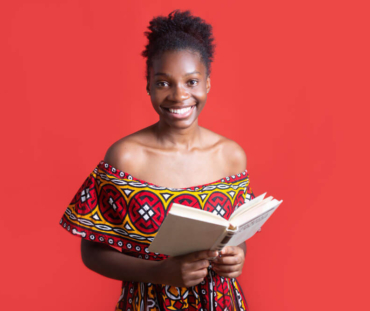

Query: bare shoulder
221 139 247 173
224 139 247 173
200 127 247 175
104 127 151 174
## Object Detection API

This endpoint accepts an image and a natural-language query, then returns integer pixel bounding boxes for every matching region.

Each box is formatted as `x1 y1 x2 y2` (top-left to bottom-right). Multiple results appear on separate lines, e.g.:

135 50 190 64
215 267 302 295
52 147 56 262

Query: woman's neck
153 120 203 151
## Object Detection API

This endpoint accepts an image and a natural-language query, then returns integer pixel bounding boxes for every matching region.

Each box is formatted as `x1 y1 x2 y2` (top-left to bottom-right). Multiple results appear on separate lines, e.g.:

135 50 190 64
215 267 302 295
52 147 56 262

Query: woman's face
148 49 211 129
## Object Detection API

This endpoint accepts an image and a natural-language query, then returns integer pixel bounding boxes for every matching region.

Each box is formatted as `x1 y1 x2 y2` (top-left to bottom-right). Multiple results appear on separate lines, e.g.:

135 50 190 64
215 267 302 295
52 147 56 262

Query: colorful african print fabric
59 161 255 311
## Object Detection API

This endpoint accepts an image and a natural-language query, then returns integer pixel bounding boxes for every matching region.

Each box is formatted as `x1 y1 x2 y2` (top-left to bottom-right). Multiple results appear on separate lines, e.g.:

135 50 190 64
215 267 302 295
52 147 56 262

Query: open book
148 193 282 256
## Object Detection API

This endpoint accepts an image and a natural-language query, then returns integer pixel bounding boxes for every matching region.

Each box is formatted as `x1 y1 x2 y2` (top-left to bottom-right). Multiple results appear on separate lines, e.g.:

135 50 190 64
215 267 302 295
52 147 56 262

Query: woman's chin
159 116 199 130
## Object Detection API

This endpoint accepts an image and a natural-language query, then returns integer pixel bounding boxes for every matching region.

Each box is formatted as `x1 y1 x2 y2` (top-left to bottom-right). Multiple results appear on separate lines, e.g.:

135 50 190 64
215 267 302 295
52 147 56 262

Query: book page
229 192 267 221
229 194 270 222
227 199 282 246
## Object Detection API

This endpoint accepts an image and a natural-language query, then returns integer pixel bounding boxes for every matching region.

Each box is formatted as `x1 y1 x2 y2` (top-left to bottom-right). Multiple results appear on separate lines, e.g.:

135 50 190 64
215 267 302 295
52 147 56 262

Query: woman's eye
188 79 199 86
156 81 169 87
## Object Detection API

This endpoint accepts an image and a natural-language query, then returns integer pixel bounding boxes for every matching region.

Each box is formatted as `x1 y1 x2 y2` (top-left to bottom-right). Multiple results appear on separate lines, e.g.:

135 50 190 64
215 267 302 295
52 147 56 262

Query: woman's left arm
211 242 246 278
213 139 248 278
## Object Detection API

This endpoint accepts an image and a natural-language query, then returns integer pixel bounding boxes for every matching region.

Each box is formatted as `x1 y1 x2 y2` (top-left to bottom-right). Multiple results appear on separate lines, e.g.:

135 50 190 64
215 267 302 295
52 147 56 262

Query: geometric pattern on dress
215 276 234 310
98 183 127 225
71 176 98 215
234 189 247 210
160 192 174 202
168 193 201 212
59 160 255 311
128 190 165 234
231 277 248 310
203 191 233 220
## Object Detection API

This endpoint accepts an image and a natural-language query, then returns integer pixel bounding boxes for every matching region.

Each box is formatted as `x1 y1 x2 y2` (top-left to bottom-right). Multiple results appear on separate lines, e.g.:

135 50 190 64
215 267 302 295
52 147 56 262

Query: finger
182 269 208 287
214 255 243 266
188 259 210 271
187 250 219 262
188 268 208 280
220 246 238 256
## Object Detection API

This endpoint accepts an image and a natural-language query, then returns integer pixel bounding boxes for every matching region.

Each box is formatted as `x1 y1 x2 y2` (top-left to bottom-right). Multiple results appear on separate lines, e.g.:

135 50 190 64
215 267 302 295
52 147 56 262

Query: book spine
211 228 237 252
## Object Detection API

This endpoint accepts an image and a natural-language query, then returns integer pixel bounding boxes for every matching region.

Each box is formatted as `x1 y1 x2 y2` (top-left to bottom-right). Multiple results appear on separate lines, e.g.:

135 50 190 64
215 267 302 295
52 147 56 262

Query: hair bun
142 10 215 81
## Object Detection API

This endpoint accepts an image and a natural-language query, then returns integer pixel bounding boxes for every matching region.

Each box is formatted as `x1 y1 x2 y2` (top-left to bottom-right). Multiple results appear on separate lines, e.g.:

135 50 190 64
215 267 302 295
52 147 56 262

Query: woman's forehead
151 50 206 76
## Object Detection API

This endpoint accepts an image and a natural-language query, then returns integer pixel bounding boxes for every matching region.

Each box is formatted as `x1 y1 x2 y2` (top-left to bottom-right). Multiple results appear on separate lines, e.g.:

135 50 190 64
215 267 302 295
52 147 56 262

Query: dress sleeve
244 172 256 202
58 164 149 253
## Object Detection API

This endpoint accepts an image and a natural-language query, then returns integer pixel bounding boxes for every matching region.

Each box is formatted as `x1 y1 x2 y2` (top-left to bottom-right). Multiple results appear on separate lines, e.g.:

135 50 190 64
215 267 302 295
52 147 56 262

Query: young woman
60 10 255 311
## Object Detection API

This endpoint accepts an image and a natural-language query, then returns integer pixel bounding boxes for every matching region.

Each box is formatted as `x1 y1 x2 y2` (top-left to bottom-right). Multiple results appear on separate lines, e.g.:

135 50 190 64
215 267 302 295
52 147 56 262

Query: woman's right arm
81 239 160 283
81 239 218 287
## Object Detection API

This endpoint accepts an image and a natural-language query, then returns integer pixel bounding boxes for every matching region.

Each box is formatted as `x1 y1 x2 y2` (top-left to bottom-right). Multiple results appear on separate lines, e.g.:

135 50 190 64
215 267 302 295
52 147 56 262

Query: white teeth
169 106 192 114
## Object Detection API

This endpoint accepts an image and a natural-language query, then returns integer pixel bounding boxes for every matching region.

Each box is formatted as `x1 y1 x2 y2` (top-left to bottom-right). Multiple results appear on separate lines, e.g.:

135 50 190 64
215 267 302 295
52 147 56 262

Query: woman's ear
206 76 211 94
146 82 150 95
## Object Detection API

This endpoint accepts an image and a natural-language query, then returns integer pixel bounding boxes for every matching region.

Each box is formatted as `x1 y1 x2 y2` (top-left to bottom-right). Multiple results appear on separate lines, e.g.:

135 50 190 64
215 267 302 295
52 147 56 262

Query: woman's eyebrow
154 71 201 77
185 71 201 76
154 72 170 77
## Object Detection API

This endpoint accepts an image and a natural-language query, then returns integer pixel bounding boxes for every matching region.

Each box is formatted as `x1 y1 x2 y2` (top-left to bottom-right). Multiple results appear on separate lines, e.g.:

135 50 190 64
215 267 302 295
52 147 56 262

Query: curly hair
142 10 215 83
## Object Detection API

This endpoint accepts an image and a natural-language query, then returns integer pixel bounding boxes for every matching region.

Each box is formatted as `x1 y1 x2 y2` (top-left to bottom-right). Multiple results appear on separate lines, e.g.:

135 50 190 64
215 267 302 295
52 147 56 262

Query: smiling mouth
162 105 196 115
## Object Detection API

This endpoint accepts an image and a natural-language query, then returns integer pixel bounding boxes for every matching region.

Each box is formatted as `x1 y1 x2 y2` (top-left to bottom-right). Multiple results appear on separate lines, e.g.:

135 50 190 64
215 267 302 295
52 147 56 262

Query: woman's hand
158 250 218 287
211 246 245 278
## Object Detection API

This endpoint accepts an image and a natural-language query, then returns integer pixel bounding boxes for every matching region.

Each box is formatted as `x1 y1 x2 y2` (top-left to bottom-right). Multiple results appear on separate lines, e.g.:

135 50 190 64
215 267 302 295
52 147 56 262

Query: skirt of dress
114 265 248 311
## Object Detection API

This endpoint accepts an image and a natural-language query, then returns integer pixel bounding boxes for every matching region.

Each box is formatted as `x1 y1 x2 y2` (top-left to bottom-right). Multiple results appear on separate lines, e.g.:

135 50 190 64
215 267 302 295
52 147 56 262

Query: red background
1 1 369 310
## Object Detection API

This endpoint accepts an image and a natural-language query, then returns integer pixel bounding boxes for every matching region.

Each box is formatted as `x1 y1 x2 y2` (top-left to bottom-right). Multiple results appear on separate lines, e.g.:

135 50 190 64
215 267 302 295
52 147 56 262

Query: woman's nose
171 84 190 101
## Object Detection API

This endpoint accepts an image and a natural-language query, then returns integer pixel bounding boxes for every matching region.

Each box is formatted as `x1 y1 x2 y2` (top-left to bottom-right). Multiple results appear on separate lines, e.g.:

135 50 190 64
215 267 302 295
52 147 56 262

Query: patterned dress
59 161 255 311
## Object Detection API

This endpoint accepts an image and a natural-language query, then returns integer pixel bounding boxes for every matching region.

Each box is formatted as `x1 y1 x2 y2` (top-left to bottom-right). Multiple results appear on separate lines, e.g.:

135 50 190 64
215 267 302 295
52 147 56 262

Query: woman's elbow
80 239 97 268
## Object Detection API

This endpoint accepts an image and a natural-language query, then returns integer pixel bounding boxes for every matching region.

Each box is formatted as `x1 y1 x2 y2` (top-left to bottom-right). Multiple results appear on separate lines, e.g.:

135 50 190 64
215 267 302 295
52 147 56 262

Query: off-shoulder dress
59 161 255 311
